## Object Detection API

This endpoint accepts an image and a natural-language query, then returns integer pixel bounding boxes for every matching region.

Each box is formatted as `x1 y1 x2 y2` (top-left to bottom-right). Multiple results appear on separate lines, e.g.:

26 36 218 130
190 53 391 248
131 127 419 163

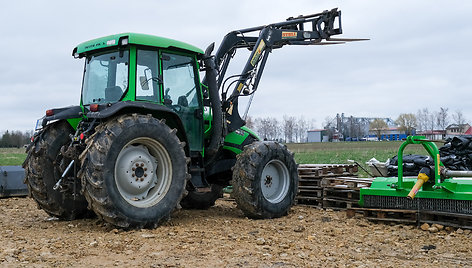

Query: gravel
1 196 472 267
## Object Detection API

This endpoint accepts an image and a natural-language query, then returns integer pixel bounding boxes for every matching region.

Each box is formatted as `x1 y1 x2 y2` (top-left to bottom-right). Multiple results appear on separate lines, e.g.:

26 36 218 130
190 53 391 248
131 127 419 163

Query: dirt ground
1 196 471 268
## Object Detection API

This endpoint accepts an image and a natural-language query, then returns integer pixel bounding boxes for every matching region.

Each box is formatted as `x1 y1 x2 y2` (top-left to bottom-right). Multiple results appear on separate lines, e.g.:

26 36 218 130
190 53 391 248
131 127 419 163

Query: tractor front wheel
232 141 298 219
80 114 188 229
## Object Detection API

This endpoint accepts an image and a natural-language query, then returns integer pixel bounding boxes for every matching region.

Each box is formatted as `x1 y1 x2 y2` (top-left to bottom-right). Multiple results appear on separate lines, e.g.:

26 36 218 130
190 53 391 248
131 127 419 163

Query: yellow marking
250 39 266 66
236 83 244 93
227 103 234 115
437 154 440 176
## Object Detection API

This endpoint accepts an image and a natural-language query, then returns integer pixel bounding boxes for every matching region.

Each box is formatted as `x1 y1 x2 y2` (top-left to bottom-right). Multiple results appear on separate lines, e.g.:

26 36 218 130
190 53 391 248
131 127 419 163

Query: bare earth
1 197 471 268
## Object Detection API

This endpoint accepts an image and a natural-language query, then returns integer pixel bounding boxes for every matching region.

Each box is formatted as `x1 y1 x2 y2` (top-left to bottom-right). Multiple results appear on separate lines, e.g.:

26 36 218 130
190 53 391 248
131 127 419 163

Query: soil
1 196 471 267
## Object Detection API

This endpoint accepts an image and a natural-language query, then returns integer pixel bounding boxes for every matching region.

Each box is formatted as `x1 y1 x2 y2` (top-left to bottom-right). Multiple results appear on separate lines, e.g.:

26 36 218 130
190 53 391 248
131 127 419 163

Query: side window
136 50 159 102
161 53 199 108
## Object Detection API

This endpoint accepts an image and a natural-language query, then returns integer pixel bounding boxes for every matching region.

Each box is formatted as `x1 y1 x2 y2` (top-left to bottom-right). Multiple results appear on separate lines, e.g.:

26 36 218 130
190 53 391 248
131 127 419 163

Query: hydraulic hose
203 43 223 157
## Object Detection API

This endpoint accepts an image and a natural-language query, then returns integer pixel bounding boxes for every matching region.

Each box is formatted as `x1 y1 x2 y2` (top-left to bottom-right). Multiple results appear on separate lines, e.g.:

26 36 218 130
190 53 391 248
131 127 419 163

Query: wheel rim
115 137 172 208
260 159 290 204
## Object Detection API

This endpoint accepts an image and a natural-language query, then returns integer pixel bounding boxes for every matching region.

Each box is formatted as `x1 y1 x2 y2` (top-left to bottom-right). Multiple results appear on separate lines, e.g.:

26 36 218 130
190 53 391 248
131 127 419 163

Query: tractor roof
73 33 203 57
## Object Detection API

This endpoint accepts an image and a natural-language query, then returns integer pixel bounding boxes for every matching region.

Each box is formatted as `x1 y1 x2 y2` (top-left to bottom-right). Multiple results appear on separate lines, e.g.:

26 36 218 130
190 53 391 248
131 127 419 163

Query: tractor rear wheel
232 141 298 219
23 121 90 220
80 114 188 229
180 184 223 210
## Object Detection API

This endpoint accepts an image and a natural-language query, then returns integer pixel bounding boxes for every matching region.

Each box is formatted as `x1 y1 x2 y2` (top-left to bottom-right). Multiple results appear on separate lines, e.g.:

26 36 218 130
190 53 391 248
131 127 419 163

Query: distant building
416 130 446 140
378 127 415 141
335 113 396 141
307 129 328 142
445 124 472 138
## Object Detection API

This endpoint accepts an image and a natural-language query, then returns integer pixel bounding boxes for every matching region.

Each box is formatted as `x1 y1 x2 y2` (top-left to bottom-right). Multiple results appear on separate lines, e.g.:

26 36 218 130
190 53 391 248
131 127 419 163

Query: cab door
160 52 204 152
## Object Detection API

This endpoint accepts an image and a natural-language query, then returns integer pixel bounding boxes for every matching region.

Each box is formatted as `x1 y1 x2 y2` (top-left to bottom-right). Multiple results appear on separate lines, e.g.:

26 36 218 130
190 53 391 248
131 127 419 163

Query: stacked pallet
321 177 373 209
296 164 363 208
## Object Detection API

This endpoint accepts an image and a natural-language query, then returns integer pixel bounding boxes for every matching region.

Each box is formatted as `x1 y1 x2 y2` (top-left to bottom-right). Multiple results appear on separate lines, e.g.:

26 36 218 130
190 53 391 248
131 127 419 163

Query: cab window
136 49 159 102
161 53 199 108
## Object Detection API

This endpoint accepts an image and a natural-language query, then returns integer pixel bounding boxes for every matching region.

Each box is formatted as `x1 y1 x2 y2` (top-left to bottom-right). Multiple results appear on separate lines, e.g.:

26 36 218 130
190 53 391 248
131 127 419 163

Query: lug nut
136 163 139 167
144 168 147 171
132 174 135 177
140 178 144 182
144 173 147 177
132 167 136 171
140 163 144 167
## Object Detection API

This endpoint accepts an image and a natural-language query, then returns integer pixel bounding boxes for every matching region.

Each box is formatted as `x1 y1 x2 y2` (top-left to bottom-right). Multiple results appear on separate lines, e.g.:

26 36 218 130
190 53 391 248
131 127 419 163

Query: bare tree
255 117 280 141
395 113 417 135
296 116 308 143
369 119 388 139
436 107 449 130
245 115 255 129
452 110 466 125
323 116 336 141
282 115 295 143
428 111 436 131
416 108 430 132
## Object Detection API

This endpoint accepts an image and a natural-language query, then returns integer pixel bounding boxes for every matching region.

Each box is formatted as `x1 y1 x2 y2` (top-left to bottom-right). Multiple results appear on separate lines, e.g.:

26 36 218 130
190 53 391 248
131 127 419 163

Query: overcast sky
0 0 471 132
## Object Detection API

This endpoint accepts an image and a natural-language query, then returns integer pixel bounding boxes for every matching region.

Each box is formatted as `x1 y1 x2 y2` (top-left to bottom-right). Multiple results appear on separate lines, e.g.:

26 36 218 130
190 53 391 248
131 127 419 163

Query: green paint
75 33 203 55
66 118 82 130
360 136 472 206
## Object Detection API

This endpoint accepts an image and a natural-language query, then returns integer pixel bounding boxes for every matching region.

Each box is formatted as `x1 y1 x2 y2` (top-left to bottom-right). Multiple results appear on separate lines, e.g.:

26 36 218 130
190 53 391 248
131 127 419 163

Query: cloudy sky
0 0 471 132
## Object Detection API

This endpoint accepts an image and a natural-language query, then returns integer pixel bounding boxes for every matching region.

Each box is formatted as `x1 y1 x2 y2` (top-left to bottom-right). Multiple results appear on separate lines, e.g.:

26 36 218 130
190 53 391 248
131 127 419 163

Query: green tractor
24 9 358 228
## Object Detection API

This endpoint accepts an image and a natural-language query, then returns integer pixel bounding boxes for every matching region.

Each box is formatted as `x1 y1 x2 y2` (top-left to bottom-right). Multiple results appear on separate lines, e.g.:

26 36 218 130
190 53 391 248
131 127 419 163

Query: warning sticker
250 39 266 66
282 31 297 39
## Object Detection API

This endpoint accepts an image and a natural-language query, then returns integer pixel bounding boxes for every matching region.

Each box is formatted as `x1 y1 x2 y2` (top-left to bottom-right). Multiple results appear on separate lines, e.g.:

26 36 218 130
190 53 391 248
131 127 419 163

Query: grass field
1 141 440 176
287 141 441 177
0 148 27 166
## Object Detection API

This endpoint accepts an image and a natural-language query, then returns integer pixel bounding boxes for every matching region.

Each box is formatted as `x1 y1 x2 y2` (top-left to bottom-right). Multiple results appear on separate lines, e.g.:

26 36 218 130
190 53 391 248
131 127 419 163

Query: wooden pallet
321 177 373 190
419 211 472 230
296 164 359 207
322 188 361 210
296 197 323 207
346 207 418 224
298 164 358 178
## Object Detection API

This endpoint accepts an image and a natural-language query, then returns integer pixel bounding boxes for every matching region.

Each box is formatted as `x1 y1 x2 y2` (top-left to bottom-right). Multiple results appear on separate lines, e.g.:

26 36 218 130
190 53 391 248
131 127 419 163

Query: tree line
246 115 316 143
0 130 32 148
370 107 466 137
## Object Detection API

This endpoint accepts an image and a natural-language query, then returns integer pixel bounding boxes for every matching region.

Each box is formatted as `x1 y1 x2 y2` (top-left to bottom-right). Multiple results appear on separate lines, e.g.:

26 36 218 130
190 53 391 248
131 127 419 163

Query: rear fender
86 101 190 155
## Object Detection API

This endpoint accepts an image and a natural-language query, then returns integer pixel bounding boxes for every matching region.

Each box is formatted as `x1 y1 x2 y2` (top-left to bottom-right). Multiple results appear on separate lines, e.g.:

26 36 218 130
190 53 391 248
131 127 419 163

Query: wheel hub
260 159 290 204
115 145 158 200
114 137 173 208
264 175 273 187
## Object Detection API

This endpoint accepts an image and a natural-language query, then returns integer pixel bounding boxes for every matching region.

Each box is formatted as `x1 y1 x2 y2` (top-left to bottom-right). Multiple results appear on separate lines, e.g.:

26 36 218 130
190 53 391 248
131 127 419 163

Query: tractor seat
105 86 123 101
177 96 188 107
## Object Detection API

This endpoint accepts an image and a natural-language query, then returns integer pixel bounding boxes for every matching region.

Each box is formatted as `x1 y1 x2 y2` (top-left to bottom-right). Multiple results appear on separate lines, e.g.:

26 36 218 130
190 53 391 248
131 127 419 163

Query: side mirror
139 76 149 90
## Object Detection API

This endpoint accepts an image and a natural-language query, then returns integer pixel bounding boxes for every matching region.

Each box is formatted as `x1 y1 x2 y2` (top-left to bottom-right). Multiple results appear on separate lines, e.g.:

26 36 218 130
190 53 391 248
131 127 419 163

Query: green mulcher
360 136 472 215
23 9 364 228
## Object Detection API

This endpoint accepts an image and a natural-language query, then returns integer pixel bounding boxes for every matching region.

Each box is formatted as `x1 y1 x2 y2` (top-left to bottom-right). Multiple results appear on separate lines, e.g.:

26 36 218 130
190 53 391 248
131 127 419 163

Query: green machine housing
360 136 472 214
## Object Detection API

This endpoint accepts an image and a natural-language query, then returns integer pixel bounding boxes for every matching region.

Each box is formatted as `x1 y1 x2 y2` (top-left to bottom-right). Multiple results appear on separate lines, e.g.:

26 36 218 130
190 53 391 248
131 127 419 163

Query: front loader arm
211 8 365 132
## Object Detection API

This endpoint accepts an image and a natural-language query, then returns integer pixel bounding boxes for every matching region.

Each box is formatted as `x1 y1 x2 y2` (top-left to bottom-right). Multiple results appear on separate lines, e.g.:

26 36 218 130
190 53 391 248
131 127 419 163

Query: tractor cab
73 33 206 152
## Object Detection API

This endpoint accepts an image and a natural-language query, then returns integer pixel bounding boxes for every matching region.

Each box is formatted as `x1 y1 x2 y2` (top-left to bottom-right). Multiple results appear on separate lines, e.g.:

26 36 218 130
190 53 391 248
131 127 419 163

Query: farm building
379 127 415 141
307 129 329 142
416 130 445 140
446 124 472 138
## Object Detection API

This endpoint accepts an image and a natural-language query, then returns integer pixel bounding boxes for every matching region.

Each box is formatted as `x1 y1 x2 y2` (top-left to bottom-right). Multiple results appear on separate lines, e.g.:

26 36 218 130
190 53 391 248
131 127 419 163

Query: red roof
464 126 472 135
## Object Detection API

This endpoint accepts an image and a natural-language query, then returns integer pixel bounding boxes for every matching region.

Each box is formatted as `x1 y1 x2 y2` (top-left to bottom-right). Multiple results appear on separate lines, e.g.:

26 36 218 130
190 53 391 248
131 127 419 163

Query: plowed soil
1 196 471 267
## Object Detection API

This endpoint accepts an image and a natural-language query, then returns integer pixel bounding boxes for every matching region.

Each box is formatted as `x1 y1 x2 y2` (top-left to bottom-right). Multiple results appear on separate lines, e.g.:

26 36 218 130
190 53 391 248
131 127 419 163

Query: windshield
82 50 129 105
